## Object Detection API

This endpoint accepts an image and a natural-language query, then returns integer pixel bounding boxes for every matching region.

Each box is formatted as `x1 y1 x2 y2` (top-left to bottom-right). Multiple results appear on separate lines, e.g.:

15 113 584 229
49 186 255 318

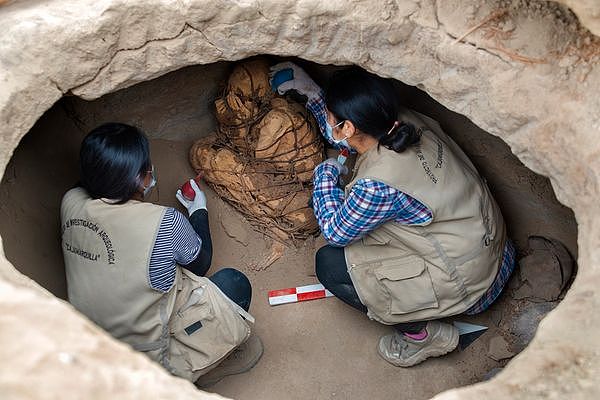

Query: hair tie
386 120 400 136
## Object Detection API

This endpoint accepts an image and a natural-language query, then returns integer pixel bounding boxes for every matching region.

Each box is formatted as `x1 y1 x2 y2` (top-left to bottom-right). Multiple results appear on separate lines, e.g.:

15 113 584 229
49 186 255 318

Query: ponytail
378 121 420 153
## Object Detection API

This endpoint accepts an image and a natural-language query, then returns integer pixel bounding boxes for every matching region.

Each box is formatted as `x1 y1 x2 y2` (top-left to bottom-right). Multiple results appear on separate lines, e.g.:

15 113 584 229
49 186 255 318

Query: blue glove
270 68 294 92
269 62 321 100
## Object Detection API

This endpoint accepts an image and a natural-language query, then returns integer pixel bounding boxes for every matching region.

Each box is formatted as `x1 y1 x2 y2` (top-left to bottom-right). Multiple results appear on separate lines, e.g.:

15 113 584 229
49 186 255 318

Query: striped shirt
148 208 201 292
307 93 516 313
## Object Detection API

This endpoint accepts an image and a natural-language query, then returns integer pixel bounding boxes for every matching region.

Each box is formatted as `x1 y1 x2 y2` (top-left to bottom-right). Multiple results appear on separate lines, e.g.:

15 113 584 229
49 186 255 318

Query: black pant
208 268 252 311
182 209 252 311
315 245 426 334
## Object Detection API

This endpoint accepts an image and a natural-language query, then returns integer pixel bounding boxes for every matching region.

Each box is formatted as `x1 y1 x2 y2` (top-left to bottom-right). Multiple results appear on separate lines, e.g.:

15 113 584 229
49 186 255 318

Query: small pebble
58 352 74 364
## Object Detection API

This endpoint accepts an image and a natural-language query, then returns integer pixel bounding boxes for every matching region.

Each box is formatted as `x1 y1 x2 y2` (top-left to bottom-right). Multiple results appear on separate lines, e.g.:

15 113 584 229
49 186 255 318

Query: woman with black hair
61 123 262 386
271 63 516 367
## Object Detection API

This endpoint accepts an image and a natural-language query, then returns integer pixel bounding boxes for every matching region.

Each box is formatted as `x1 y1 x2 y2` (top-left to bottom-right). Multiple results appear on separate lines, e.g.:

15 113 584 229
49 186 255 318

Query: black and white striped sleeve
148 208 202 292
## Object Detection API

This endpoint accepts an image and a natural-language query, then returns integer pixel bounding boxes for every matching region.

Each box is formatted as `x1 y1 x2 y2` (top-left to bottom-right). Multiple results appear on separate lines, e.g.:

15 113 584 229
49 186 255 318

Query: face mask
324 120 352 150
142 165 157 198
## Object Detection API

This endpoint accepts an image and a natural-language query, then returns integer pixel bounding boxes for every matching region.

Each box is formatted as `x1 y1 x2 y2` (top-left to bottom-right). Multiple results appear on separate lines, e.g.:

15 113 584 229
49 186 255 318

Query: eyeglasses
145 165 155 179
326 108 345 129
332 120 345 129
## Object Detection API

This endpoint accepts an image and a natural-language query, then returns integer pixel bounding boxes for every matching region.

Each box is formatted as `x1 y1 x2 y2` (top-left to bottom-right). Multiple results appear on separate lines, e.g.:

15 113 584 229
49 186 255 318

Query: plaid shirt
312 163 433 245
307 93 515 314
465 239 516 314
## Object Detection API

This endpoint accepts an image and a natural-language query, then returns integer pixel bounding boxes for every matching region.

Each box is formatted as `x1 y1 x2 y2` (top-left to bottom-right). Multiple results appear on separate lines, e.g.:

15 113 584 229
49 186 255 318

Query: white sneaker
377 321 459 367
195 334 264 388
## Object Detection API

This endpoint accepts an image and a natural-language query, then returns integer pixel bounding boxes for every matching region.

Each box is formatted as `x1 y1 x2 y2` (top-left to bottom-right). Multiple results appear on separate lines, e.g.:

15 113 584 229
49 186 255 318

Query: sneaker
377 321 459 367
195 334 264 388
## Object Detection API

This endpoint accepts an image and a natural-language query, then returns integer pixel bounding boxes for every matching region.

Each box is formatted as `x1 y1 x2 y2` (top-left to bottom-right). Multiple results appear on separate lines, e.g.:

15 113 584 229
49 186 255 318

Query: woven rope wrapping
190 59 324 243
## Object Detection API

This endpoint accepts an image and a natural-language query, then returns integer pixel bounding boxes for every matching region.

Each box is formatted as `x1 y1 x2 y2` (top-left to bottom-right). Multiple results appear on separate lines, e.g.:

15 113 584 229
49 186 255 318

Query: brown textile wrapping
214 59 272 151
254 98 323 182
190 59 324 243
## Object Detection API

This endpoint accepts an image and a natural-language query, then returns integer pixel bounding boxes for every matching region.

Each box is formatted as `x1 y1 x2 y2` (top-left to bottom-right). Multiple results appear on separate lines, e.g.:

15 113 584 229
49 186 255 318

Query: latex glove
176 179 207 215
318 158 349 177
269 62 321 100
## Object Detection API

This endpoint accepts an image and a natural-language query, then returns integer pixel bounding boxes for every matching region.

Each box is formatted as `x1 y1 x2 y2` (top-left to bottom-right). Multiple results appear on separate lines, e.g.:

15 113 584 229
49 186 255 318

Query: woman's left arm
312 165 411 246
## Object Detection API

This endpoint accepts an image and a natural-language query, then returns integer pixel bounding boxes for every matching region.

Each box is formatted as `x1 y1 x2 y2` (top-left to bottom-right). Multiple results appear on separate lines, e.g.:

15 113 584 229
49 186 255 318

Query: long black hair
79 123 151 203
324 68 420 153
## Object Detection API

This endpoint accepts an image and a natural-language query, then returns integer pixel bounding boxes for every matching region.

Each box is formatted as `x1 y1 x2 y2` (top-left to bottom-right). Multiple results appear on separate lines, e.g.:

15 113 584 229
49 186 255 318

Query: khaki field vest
61 188 250 381
345 108 506 324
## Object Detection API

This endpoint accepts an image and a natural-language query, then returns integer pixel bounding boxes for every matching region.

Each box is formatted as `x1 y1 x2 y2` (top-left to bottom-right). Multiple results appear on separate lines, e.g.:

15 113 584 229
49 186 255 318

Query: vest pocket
169 272 250 381
374 257 439 315
362 230 392 246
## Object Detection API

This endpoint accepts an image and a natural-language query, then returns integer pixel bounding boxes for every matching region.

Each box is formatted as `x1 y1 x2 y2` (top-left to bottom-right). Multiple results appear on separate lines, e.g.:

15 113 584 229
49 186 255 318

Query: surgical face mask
142 165 157 198
324 120 352 150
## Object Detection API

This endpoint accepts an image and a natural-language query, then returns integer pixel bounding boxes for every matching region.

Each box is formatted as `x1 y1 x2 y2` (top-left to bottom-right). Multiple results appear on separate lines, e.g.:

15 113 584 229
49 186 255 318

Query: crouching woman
60 123 262 386
271 64 516 367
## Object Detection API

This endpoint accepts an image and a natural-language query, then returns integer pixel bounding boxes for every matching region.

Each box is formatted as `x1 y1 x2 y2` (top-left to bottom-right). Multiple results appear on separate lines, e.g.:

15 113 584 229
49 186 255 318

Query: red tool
180 175 202 201
337 148 349 165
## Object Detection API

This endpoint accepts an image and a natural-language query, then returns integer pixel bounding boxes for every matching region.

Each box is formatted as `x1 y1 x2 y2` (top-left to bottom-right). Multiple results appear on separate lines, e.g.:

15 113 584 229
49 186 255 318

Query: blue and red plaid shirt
307 94 516 314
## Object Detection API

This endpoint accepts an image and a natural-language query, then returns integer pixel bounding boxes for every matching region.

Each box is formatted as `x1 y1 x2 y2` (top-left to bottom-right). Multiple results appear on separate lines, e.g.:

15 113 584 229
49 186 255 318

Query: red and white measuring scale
268 284 334 306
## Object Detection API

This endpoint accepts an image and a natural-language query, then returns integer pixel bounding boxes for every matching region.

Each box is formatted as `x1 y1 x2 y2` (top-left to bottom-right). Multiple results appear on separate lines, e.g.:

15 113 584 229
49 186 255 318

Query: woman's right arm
270 62 342 148
174 179 212 276
148 208 203 292
305 91 332 142
185 209 212 274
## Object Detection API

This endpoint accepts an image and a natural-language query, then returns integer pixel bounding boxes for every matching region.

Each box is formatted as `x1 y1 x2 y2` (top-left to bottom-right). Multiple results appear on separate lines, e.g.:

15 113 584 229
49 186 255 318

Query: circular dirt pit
0 1 598 399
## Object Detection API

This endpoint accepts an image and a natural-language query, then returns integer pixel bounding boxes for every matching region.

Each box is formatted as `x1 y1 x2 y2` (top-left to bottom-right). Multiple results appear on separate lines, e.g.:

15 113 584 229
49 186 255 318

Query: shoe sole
378 328 459 368
196 336 265 388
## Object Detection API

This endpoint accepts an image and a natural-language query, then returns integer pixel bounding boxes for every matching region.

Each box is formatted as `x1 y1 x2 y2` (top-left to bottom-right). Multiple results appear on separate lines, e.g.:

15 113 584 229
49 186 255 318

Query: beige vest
61 188 250 382
345 108 506 324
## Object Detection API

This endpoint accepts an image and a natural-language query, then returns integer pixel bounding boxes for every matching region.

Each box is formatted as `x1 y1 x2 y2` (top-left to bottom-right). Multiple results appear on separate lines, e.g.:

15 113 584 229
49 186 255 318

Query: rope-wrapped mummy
189 59 324 243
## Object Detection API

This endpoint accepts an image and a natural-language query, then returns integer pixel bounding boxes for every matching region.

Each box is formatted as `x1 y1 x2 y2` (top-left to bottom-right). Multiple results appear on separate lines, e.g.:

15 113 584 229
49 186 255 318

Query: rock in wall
556 0 600 36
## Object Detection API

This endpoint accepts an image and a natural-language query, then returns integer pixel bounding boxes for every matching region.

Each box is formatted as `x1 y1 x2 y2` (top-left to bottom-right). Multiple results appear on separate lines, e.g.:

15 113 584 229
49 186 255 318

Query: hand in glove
317 158 349 177
269 61 321 100
176 179 207 216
